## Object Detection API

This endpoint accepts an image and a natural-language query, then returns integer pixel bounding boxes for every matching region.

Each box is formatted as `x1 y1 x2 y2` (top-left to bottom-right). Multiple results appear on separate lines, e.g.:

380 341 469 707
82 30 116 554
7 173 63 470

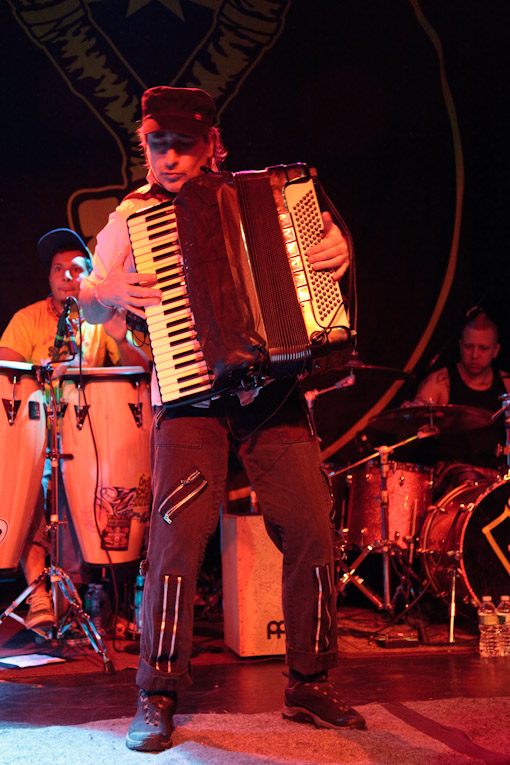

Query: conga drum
0 361 46 571
60 367 151 565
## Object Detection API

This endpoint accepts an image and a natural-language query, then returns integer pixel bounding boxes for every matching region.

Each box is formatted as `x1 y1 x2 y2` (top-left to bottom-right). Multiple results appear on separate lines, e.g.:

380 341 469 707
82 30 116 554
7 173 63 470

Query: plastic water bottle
89 584 105 635
496 595 510 657
83 584 93 615
134 574 145 634
477 595 499 657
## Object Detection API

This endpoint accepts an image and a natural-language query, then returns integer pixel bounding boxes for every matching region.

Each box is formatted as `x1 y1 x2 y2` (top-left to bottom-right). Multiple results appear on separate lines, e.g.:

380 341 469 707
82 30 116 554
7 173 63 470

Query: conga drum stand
0 364 114 674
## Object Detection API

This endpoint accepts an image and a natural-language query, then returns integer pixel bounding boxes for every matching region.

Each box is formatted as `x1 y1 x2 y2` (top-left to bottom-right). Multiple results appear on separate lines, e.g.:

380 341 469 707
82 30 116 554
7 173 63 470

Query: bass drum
419 479 510 607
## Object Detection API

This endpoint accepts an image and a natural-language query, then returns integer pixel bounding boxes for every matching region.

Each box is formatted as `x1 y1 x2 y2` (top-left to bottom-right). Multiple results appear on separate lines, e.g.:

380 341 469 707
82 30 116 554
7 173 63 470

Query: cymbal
337 359 413 380
368 404 494 435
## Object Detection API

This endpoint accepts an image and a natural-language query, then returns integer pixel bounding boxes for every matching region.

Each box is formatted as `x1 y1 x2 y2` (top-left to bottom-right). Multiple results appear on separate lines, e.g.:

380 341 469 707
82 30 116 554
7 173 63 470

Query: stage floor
0 594 507 726
2 591 510 764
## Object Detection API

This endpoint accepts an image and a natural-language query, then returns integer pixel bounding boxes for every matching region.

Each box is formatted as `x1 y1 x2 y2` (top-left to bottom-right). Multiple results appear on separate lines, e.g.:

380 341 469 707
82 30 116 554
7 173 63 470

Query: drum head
462 480 510 604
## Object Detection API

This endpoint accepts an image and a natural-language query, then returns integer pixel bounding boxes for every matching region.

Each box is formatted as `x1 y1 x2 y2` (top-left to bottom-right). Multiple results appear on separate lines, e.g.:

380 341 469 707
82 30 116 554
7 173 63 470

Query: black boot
283 670 366 730
126 689 177 751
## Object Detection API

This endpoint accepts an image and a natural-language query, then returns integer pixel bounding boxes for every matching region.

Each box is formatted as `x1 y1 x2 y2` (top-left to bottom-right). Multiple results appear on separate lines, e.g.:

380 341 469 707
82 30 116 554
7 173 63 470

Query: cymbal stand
378 446 393 611
0 364 114 673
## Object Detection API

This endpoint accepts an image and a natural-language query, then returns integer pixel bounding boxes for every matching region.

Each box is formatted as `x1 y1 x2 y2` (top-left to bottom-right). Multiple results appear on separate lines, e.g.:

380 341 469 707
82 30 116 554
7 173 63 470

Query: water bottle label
499 614 510 625
479 614 498 626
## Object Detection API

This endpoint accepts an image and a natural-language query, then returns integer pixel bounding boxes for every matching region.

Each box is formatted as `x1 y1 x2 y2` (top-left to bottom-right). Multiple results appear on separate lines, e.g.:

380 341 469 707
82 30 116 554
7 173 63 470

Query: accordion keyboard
128 202 214 404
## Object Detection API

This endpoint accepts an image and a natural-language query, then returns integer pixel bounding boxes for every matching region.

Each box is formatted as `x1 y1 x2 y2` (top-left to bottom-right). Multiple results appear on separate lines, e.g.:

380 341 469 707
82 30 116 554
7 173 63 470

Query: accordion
127 163 353 405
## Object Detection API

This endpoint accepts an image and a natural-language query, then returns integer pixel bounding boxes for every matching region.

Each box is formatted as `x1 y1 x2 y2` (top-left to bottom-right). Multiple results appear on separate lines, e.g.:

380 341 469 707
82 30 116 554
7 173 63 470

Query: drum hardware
0 364 115 673
1 372 25 425
492 392 510 470
69 383 90 430
2 399 21 425
304 372 356 422
329 426 437 612
447 567 457 644
128 379 145 428
57 401 68 419
304 360 413 422
336 544 385 610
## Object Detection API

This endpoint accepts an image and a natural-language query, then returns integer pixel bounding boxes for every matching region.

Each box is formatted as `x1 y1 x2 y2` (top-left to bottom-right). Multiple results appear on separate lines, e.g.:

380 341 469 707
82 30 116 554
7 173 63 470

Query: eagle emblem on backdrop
8 0 291 249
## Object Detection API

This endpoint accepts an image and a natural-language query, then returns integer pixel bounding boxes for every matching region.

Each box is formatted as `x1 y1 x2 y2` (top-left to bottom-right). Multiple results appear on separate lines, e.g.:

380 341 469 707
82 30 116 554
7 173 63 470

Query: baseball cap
37 228 92 270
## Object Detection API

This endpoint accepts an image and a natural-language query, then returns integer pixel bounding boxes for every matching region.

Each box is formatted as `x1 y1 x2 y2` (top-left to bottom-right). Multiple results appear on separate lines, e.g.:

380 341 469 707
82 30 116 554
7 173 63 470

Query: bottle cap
482 595 492 601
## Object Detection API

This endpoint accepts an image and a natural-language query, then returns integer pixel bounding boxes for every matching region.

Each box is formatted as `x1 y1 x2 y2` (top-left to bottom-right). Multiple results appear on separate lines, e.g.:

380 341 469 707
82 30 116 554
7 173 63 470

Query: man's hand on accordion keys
306 211 350 282
96 245 161 320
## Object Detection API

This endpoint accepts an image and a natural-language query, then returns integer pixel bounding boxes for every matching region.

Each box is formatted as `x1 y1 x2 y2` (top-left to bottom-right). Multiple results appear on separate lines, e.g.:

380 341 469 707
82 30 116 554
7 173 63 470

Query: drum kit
0 361 151 670
316 360 510 642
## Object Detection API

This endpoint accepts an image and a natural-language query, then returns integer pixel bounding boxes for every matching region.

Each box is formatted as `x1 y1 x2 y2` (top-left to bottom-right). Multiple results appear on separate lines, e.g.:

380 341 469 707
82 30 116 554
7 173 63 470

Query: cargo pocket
158 469 208 525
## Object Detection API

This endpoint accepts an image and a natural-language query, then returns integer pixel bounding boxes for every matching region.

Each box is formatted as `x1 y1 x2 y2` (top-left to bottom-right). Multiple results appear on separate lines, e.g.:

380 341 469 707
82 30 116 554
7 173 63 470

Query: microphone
54 297 73 349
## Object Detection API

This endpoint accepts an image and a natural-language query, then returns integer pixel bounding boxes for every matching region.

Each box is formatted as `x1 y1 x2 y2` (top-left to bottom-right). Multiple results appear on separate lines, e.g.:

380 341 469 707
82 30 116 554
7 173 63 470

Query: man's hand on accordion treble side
306 211 349 282
95 246 161 320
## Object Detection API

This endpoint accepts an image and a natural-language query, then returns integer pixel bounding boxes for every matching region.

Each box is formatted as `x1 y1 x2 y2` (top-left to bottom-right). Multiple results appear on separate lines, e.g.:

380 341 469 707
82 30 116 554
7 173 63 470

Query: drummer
0 228 149 633
413 308 510 494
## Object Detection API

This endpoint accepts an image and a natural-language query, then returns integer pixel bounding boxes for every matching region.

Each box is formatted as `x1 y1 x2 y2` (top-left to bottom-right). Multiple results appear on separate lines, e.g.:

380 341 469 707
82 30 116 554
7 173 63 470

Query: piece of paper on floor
0 654 66 668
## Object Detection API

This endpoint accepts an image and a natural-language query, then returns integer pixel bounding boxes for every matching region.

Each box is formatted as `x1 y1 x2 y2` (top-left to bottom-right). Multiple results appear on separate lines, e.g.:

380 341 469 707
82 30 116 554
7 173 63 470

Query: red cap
141 86 216 137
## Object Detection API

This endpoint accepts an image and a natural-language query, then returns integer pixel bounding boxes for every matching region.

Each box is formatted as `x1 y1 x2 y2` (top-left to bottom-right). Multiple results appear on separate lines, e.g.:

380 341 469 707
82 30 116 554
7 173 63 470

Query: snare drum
0 362 46 570
347 461 433 549
419 479 510 607
60 367 151 565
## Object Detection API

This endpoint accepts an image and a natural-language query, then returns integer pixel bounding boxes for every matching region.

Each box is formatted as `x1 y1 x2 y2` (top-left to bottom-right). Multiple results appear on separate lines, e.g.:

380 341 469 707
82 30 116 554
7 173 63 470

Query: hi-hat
368 404 494 435
337 359 413 380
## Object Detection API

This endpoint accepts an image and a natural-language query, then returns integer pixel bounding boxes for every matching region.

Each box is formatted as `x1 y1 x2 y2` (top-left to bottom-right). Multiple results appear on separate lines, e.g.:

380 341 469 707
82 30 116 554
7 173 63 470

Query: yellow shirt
0 297 120 366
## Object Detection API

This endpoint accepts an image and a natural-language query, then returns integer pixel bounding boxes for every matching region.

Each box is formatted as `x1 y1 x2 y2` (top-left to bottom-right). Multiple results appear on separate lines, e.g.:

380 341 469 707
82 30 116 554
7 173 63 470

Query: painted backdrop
2 0 509 463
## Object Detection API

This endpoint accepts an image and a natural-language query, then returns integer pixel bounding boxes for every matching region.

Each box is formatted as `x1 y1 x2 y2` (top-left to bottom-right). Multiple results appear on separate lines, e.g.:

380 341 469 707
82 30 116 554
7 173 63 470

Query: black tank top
448 363 506 411
433 363 507 468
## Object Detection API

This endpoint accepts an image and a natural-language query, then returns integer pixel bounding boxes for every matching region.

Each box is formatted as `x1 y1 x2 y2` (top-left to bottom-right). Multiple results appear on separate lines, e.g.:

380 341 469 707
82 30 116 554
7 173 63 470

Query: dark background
2 0 509 465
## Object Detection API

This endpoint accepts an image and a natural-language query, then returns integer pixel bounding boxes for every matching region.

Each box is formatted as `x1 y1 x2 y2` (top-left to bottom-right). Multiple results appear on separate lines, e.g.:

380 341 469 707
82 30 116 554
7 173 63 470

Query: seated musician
413 308 510 495
0 228 148 633
79 86 367 752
